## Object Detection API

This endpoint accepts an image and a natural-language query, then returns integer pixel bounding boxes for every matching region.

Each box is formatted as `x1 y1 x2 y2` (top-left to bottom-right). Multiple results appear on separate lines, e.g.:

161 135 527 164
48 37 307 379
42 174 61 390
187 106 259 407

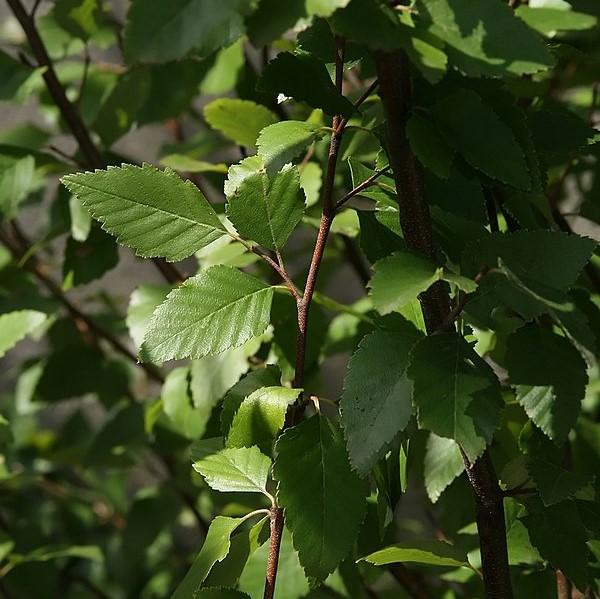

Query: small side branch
0 223 164 384
6 0 184 286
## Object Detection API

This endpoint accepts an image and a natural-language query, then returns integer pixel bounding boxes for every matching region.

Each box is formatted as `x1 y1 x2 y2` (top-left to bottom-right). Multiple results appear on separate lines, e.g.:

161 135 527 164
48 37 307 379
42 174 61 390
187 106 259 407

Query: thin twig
5 0 184 286
76 44 91 106
334 166 390 211
0 224 164 384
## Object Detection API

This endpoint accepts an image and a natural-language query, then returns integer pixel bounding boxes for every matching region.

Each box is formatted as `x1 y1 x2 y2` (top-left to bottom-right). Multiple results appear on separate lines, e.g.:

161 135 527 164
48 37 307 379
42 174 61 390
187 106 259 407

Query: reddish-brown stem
264 507 284 599
556 570 572 599
373 49 513 599
5 0 184 286
263 36 347 599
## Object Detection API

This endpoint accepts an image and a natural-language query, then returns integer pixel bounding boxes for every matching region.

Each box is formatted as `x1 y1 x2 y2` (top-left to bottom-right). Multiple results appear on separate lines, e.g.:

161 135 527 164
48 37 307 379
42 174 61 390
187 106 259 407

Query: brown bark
373 49 513 599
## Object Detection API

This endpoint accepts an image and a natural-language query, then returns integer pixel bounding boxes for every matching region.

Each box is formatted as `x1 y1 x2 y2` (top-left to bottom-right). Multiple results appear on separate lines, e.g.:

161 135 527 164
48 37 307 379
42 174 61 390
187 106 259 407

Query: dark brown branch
0 224 164 384
388 564 431 599
5 0 184 286
373 49 513 599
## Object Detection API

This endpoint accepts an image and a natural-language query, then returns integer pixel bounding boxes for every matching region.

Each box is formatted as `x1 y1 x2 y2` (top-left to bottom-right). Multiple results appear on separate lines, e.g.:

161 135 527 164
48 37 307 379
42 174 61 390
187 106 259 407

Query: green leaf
522 498 590 590
258 52 354 117
407 114 454 179
424 433 464 503
162 367 206 440
92 69 151 146
62 226 119 289
190 340 260 427
227 386 301 452
0 51 35 101
432 89 531 190
257 121 323 176
417 0 553 77
527 459 592 507
205 517 269 588
61 164 226 261
204 99 278 148
340 325 421 476
369 251 443 315
124 0 251 63
306 0 351 17
273 415 367 581
140 266 274 363
221 366 282 436
226 165 305 251
0 310 46 358
171 516 247 599
54 0 102 40
464 231 596 292
516 7 597 37
506 324 587 443
192 443 272 495
408 333 503 461
330 0 405 50
126 284 170 350
10 544 103 566
359 539 469 568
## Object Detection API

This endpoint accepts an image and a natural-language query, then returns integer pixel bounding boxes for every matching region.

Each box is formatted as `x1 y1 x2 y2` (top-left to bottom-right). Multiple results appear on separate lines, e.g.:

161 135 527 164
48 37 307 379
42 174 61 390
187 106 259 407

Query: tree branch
263 35 348 599
5 0 184 286
0 223 164 384
373 49 513 599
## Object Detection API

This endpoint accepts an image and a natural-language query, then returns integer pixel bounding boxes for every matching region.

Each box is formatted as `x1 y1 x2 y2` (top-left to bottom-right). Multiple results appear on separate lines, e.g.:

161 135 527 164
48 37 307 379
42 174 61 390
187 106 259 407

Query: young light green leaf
359 539 470 568
273 415 367 581
193 444 272 494
171 516 246 599
124 0 251 63
226 386 301 452
224 156 265 198
162 367 206 440
190 339 260 423
408 333 503 462
516 7 597 37
506 324 587 443
204 99 278 148
221 366 282 437
140 266 274 363
0 310 47 358
54 0 103 40
369 251 443 315
205 516 269 588
257 121 323 175
306 0 351 17
417 0 553 77
126 284 170 350
258 52 354 117
424 434 465 503
61 164 226 261
433 89 531 190
340 326 422 477
226 165 305 251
